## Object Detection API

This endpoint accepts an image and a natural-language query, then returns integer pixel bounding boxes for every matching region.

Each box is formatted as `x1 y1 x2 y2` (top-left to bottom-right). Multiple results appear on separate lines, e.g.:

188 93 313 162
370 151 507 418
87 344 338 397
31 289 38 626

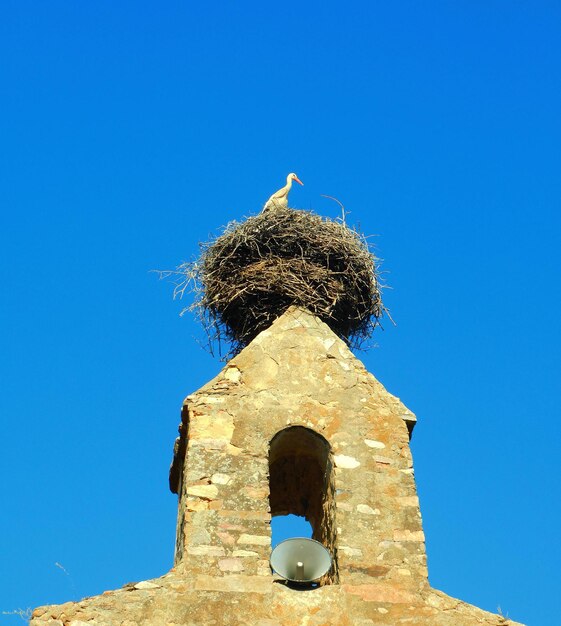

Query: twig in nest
321 194 348 225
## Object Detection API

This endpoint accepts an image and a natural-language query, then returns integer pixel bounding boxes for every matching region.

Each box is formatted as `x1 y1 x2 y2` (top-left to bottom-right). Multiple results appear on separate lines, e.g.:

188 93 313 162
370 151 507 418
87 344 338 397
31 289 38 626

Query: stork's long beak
294 176 304 186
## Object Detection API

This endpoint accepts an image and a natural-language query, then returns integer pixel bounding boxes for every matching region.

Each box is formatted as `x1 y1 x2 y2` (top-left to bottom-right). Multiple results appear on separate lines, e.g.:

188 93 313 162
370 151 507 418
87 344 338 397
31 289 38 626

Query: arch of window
268 425 338 583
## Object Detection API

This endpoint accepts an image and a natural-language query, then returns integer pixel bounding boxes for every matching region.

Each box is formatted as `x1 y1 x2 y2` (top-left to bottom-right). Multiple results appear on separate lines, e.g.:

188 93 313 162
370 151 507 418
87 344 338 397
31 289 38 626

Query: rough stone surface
31 307 524 626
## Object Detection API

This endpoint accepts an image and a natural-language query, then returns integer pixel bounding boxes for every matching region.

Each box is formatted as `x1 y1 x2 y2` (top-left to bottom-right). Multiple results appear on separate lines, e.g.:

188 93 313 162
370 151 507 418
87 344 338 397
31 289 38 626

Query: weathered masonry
31 307 524 625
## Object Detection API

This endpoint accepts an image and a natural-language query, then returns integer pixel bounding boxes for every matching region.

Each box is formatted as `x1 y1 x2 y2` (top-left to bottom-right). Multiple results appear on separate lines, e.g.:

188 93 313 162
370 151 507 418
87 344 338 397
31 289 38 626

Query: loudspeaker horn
270 538 332 582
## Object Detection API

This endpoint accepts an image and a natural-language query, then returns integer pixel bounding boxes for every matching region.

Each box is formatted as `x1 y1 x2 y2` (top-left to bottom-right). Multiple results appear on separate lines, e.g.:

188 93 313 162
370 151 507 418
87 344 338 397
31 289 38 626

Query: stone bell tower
32 306 524 625
31 204 524 625
168 306 426 598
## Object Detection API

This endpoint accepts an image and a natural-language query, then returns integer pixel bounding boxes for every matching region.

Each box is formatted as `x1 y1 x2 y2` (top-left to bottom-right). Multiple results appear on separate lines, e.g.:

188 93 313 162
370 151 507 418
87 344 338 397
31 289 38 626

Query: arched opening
269 426 338 583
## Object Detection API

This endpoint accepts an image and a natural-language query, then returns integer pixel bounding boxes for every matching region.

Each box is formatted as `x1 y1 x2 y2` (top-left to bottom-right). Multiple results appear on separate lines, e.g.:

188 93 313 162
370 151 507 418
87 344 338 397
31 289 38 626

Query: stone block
187 484 219 499
133 581 161 590
393 530 425 542
233 550 259 557
334 454 361 469
218 558 245 572
237 534 270 546
343 583 421 604
187 545 225 556
194 574 271 594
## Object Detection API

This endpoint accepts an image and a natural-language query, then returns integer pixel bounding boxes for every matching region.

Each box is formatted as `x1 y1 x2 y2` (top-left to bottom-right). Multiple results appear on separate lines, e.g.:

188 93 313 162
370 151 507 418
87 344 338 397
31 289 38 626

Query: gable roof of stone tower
170 305 415 495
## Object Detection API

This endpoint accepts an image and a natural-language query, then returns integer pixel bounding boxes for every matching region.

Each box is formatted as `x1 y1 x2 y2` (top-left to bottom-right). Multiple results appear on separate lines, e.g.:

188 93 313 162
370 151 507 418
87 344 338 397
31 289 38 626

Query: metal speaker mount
270 538 332 583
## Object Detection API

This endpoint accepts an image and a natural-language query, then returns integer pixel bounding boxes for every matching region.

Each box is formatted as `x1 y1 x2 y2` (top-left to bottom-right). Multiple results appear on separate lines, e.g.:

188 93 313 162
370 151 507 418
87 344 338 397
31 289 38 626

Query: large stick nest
169 208 385 356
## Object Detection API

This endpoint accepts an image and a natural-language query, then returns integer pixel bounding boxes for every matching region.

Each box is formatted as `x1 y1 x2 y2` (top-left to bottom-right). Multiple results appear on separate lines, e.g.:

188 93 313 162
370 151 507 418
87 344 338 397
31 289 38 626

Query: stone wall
31 307 524 626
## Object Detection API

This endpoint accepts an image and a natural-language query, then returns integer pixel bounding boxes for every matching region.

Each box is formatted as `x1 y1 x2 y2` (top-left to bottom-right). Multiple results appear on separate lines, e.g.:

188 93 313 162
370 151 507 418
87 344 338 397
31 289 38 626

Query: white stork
262 173 304 212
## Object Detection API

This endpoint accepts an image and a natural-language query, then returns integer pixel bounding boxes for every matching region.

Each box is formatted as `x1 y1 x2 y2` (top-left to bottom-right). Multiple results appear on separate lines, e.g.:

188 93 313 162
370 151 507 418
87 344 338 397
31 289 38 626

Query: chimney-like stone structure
31 307 524 625
169 306 423 588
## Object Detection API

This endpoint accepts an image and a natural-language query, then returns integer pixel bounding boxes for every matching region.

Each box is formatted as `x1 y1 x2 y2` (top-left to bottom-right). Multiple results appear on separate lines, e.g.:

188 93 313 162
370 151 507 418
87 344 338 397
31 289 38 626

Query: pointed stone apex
250 305 353 349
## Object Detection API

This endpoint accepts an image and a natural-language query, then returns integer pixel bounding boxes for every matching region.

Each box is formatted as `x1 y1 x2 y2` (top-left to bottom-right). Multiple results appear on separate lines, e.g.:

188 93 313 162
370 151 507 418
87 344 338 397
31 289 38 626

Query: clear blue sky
1 2 559 625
